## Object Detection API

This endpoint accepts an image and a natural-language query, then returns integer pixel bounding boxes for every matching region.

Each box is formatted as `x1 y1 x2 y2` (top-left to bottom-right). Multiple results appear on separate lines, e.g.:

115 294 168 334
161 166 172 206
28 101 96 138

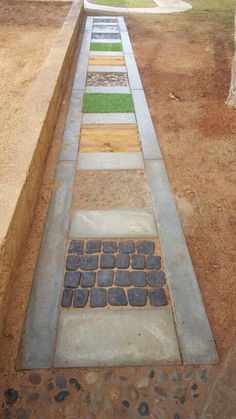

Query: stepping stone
86 240 101 254
68 240 84 254
131 271 147 287
108 288 128 306
61 289 73 308
149 288 167 306
102 241 118 253
74 289 89 308
128 288 147 306
78 152 144 171
97 270 114 286
80 272 96 288
79 255 98 270
146 256 161 270
137 240 155 255
119 240 135 254
131 254 145 270
115 254 130 269
148 271 166 287
115 271 131 287
90 288 107 307
66 255 79 271
64 272 80 288
100 254 115 269
91 33 121 40
70 209 158 238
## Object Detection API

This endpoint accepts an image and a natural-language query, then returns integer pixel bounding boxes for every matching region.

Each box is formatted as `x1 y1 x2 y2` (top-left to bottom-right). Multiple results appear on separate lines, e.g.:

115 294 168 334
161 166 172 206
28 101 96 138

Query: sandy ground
0 1 71 188
0 7 236 419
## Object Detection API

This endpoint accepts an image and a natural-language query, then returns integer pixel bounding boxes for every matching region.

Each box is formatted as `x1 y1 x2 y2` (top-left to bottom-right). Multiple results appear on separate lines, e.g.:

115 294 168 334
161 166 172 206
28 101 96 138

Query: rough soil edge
226 10 236 107
0 1 84 335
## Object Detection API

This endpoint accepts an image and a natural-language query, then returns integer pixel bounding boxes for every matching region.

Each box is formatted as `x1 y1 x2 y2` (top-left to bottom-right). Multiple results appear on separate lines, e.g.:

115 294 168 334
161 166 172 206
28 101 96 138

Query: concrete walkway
17 16 217 370
84 0 192 15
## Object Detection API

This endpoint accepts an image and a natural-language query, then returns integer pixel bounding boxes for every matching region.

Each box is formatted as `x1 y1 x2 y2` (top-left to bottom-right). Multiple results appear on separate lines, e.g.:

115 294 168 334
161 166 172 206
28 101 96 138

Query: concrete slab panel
82 113 136 124
17 161 76 369
85 16 93 31
55 308 181 367
78 152 144 170
70 208 158 238
117 16 127 32
146 159 219 364
86 86 130 94
121 31 133 54
90 51 124 56
92 27 120 33
125 54 143 90
73 31 91 90
88 65 127 73
89 38 121 43
132 89 162 159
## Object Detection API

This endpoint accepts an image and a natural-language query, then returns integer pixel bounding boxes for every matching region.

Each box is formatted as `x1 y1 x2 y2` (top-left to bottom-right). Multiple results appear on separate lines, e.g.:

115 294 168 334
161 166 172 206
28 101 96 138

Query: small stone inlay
92 33 121 40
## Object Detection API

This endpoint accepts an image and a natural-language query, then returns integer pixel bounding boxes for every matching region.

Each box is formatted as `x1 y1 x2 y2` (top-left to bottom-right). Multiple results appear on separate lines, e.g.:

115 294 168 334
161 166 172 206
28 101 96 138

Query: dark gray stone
114 270 131 286
80 272 96 288
148 369 155 378
137 240 155 255
103 241 118 253
92 33 120 39
64 271 80 288
54 391 70 403
69 378 81 391
28 373 41 385
56 373 67 389
138 402 149 416
108 288 128 306
191 383 198 391
90 288 107 307
66 255 79 271
61 289 73 307
100 254 115 269
199 369 208 384
128 288 147 306
119 241 135 254
68 240 84 254
131 271 147 287
146 256 161 270
86 240 101 254
131 254 145 269
79 255 98 270
115 253 130 269
73 289 89 308
122 400 130 408
148 271 165 287
4 389 18 405
97 270 113 286
149 288 167 306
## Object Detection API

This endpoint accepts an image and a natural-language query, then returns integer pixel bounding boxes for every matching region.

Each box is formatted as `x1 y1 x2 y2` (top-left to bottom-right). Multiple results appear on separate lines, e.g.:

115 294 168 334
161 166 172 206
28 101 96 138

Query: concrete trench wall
0 1 84 335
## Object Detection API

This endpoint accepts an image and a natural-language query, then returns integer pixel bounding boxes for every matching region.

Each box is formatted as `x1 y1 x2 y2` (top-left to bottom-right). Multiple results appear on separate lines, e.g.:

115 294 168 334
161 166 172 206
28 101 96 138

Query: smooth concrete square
82 113 136 124
55 308 181 367
70 209 158 238
78 152 144 170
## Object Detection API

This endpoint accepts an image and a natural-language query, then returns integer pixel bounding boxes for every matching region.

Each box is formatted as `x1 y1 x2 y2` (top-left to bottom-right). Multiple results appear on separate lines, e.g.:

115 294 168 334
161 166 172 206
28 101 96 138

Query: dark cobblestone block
148 271 165 287
103 241 118 253
115 270 131 287
74 289 89 308
80 272 96 288
64 272 80 288
108 288 128 306
119 241 135 254
97 270 114 286
66 255 79 271
68 240 84 254
92 33 121 39
79 255 98 270
90 288 107 307
100 254 115 269
131 254 145 270
137 240 155 255
115 253 130 269
149 288 167 306
131 271 147 287
146 255 161 270
61 289 73 307
86 240 101 254
128 288 147 306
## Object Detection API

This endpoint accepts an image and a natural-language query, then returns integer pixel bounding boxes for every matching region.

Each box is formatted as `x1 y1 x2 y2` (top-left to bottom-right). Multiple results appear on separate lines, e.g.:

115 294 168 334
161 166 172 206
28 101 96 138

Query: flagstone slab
82 113 136 124
80 124 140 152
70 209 158 238
78 152 144 170
55 308 181 367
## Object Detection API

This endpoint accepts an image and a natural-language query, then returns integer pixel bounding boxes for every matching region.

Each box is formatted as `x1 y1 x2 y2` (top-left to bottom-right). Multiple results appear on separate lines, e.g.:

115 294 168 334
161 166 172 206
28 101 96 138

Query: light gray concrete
132 89 162 159
88 65 127 73
78 152 144 170
59 90 83 161
86 86 130 94
73 31 91 90
90 38 121 44
17 161 76 369
92 26 120 33
55 308 181 367
85 16 93 31
82 113 136 124
120 31 133 54
118 16 127 32
146 159 218 364
89 51 124 56
125 54 143 90
70 209 158 238
85 1 192 14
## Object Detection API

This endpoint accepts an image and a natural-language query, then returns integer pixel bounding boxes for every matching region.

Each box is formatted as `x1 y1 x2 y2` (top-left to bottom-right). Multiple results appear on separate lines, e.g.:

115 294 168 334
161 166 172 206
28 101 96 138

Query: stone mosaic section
92 33 121 40
87 72 128 86
61 239 169 309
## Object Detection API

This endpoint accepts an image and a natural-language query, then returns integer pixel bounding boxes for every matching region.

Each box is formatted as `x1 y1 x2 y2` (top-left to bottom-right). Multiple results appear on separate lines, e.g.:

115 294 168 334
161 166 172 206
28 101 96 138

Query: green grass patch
89 0 155 7
90 42 123 52
82 93 135 113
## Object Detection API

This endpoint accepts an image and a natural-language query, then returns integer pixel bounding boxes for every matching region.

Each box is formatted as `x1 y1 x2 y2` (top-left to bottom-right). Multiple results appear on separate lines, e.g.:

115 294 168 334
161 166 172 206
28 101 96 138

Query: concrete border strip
73 31 91 90
85 16 93 31
90 38 121 44
125 54 143 90
117 16 127 32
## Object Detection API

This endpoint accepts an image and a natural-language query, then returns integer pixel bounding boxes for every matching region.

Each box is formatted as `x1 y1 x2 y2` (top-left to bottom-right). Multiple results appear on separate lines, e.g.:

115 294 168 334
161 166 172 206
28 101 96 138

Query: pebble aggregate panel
72 170 153 210
79 124 140 152
82 93 134 113
93 25 120 32
61 239 170 309
88 56 125 66
87 72 128 86
93 18 118 23
90 42 123 52
92 33 121 40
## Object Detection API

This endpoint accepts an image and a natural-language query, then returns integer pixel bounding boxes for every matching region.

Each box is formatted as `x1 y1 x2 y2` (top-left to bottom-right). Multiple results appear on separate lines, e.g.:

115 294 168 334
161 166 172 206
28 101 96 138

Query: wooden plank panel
80 124 141 152
88 56 125 66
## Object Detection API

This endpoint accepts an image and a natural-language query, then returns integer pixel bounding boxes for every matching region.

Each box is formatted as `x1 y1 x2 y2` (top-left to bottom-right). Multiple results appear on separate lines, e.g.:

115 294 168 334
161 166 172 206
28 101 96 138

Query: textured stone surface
86 240 101 254
131 254 145 270
97 270 114 287
90 288 107 307
80 272 96 288
61 289 73 308
114 271 131 287
137 240 155 255
73 289 89 308
79 255 98 270
108 288 128 306
64 272 80 288
131 271 147 287
66 255 79 271
92 33 120 40
102 241 118 253
68 240 84 254
86 72 128 86
148 271 166 287
128 288 147 306
100 254 115 269
149 288 167 306
119 241 135 254
115 254 130 269
146 255 161 270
